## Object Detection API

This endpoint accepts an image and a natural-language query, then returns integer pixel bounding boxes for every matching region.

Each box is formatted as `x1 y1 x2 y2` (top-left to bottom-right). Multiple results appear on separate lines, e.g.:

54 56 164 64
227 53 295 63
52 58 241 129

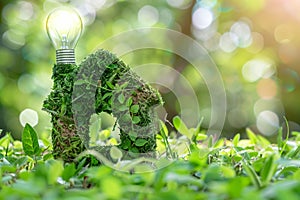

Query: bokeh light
230 20 252 48
256 110 280 136
2 29 26 49
138 5 159 26
19 108 39 127
192 7 214 30
242 59 275 82
17 74 38 94
219 32 237 53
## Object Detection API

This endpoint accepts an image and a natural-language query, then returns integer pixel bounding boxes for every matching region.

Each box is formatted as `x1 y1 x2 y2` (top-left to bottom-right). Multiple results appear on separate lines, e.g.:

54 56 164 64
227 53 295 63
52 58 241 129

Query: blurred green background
0 0 300 139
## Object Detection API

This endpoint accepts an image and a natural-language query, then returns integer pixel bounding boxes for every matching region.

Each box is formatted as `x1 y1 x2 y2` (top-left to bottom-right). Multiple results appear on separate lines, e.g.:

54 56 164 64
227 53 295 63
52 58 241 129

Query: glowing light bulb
46 7 83 64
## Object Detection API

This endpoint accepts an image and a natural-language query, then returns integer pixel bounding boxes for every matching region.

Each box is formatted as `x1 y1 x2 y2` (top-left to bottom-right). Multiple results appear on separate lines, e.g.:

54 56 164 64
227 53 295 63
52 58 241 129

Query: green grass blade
280 117 290 156
232 133 240 147
261 154 277 186
242 161 262 188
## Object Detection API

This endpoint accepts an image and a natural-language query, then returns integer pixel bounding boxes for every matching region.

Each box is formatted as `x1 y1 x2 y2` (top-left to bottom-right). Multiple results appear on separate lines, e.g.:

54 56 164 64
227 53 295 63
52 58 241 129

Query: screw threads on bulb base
56 49 76 64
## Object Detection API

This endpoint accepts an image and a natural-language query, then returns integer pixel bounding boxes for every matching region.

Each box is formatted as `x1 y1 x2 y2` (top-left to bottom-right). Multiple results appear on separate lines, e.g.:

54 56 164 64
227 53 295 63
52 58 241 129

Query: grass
0 117 300 200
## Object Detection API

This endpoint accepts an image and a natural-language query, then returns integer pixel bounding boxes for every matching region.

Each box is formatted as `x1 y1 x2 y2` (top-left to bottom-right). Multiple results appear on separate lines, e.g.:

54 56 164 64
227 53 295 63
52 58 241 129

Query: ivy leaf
132 116 141 124
129 131 137 141
22 124 40 157
130 105 139 114
121 138 131 150
135 138 148 147
126 97 133 107
118 105 128 112
121 114 132 122
118 93 125 104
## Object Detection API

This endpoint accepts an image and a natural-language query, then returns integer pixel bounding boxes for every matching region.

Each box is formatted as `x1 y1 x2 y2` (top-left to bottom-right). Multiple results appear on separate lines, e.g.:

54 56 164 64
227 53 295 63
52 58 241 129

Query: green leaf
207 135 213 148
22 124 40 157
13 157 28 168
173 116 192 139
118 93 125 104
130 147 139 153
220 166 236 178
102 92 112 100
213 138 224 148
246 128 258 144
135 138 148 147
257 135 271 147
106 81 114 89
121 114 131 123
62 163 76 181
74 79 86 85
119 81 129 89
160 120 168 137
0 133 13 149
43 153 53 161
252 157 265 171
130 105 139 114
119 105 128 112
132 116 141 124
233 154 243 162
110 146 123 160
242 161 262 188
232 133 240 147
195 133 207 141
48 160 64 185
129 131 137 141
261 154 277 185
126 97 133 107
121 138 131 150
289 146 300 159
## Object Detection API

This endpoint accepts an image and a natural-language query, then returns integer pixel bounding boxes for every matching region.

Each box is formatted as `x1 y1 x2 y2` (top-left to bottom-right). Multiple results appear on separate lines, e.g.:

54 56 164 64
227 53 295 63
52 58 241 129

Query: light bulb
46 7 83 64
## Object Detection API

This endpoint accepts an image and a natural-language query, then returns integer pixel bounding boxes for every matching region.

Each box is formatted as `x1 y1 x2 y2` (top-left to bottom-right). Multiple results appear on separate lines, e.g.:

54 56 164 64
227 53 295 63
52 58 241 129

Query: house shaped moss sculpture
43 49 163 162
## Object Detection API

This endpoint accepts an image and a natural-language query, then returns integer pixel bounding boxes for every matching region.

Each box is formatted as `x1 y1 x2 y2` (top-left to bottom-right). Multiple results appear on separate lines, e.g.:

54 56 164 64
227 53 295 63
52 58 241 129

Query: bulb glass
46 7 82 50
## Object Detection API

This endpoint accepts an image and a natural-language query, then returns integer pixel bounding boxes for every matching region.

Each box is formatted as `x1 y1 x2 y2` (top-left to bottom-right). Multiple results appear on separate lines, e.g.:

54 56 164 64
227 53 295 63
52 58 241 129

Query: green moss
43 64 85 162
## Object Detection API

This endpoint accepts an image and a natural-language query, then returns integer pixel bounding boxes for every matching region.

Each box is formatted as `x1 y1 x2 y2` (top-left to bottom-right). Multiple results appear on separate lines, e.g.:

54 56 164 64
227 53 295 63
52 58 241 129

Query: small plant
1 118 300 199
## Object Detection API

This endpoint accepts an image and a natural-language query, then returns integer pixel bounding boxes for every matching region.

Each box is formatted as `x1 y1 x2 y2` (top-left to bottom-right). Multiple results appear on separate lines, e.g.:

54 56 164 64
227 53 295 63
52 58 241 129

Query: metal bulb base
56 49 76 64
